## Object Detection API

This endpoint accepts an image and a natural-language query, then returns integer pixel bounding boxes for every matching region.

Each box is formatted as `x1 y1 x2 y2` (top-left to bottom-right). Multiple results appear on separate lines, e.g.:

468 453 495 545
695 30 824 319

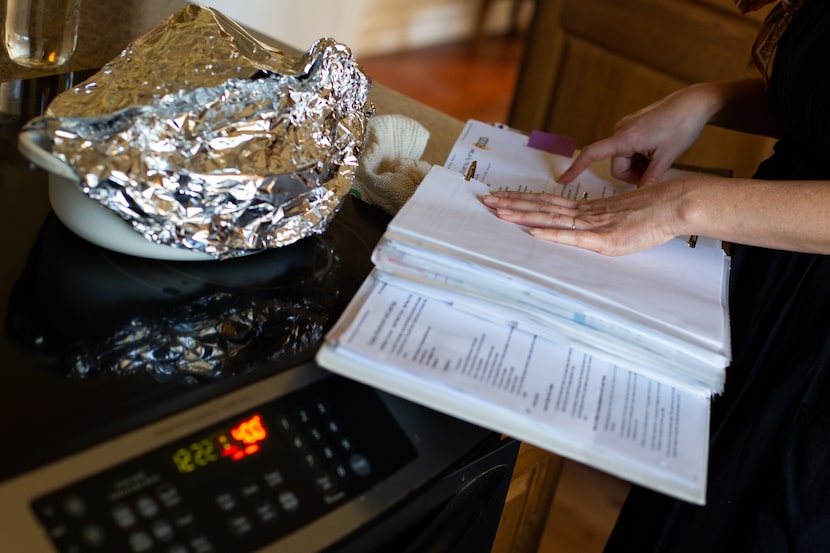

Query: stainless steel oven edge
0 362 490 552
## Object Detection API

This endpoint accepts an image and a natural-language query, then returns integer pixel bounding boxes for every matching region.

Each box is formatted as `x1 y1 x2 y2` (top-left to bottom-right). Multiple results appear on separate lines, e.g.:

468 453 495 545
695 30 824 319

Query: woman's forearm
676 175 830 253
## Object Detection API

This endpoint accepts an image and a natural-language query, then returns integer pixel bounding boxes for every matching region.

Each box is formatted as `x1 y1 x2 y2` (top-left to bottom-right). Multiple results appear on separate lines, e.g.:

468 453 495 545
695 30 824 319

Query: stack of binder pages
316 119 732 504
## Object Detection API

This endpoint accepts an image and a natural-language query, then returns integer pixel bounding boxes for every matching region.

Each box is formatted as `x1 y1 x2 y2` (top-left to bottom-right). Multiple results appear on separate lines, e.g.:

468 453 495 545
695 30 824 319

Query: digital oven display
170 413 269 473
30 376 420 553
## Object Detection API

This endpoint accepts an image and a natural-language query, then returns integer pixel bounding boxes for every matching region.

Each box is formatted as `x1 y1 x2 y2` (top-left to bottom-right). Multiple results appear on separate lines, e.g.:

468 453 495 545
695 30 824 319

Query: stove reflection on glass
6 198 382 384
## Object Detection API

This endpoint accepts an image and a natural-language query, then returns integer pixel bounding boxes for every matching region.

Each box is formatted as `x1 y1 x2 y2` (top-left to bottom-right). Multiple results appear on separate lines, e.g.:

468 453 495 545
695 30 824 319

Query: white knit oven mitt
352 114 432 214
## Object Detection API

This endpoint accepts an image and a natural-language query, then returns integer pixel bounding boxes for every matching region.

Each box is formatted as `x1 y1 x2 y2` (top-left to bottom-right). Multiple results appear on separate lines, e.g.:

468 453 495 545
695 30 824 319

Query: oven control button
127 530 154 552
312 400 329 417
81 523 106 546
321 445 336 461
47 523 69 540
112 502 138 528
302 452 319 470
349 454 372 478
155 483 182 508
313 472 338 495
309 426 324 442
63 495 87 517
151 518 175 542
238 479 262 500
254 499 280 523
276 415 292 433
226 513 253 537
135 495 160 518
296 408 312 425
277 490 300 512
172 510 197 532
189 535 216 553
262 468 284 488
214 491 236 512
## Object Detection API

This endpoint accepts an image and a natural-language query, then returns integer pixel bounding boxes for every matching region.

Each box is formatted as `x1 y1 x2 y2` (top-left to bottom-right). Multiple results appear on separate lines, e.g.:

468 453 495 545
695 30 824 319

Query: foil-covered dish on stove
18 4 372 260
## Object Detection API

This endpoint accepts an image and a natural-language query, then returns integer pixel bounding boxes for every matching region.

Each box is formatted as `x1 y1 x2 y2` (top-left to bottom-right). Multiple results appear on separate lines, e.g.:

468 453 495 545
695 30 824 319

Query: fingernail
497 208 513 215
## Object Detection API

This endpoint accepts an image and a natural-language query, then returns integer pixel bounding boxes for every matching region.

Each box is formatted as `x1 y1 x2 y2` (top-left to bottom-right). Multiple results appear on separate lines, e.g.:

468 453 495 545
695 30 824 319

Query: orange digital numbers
231 415 267 444
220 414 268 462
173 414 268 472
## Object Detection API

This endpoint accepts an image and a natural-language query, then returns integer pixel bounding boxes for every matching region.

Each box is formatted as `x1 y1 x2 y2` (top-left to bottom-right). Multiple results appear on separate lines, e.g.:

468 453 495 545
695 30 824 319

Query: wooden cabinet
509 0 775 177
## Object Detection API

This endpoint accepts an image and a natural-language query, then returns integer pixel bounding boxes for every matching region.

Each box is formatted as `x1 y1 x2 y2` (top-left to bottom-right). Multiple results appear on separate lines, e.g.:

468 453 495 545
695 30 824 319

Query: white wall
193 0 529 56
191 0 365 53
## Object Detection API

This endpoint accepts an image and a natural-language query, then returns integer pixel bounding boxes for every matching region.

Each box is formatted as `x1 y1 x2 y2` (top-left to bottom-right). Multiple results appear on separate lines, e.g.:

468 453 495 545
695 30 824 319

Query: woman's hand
481 82 734 256
485 80 716 255
483 179 690 256
559 84 718 187
558 79 775 186
480 79 788 256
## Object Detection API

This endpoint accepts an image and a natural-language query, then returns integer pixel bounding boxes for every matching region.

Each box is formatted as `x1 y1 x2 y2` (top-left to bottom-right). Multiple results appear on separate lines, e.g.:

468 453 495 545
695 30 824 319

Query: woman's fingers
483 191 585 229
637 154 675 187
527 227 602 252
483 191 576 211
558 138 622 183
492 207 577 230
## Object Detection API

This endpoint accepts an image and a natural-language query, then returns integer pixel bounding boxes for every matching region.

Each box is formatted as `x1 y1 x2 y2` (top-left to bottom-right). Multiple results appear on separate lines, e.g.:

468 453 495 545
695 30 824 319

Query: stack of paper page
378 120 731 395
317 120 732 504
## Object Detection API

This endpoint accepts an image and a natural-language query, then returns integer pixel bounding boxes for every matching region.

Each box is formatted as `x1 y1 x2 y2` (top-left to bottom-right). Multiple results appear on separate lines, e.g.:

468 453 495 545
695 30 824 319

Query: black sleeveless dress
603 3 830 551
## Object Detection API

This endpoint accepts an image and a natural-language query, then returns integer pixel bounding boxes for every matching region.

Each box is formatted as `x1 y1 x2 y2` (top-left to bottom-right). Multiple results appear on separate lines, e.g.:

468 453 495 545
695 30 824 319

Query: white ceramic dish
19 130 213 261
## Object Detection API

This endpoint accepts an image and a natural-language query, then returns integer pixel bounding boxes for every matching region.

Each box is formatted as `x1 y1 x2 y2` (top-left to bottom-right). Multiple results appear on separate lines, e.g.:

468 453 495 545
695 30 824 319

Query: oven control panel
30 375 417 553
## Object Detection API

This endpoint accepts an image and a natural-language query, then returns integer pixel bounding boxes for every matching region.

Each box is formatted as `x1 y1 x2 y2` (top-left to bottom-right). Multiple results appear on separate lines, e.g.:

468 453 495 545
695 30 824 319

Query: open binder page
445 119 633 200
369 263 723 395
317 273 710 504
445 120 724 251
382 165 731 385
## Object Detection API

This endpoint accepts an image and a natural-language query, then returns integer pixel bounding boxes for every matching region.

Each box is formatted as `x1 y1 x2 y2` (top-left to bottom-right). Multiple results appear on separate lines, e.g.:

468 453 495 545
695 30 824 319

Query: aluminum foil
23 5 372 259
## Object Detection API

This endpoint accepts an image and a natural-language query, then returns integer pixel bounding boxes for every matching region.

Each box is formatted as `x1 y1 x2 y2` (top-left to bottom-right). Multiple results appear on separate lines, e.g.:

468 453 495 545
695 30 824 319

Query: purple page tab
528 130 577 157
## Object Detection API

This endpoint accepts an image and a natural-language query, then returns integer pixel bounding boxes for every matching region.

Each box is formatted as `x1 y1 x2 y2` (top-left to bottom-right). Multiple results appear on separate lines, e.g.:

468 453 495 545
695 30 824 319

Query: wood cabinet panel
561 0 761 83
510 0 775 178
549 36 683 146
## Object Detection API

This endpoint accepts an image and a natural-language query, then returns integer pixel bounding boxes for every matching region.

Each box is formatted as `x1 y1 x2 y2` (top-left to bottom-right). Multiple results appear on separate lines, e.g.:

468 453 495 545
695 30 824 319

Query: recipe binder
369 164 731 395
316 119 730 504
317 271 711 504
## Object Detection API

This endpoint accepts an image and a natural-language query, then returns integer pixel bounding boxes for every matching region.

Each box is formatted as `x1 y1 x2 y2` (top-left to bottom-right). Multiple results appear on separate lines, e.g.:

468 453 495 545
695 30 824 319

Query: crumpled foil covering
23 5 372 259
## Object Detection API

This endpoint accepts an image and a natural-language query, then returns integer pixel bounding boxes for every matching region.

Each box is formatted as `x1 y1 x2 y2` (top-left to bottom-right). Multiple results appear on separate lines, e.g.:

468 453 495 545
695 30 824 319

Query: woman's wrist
684 82 729 125
669 175 717 239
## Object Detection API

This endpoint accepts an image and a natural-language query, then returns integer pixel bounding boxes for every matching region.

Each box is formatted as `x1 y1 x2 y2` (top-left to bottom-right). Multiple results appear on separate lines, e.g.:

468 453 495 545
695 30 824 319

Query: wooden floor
358 35 631 553
358 34 520 125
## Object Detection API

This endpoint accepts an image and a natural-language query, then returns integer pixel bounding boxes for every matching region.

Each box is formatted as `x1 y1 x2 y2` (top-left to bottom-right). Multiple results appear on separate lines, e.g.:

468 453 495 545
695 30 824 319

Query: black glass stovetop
0 71 390 481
